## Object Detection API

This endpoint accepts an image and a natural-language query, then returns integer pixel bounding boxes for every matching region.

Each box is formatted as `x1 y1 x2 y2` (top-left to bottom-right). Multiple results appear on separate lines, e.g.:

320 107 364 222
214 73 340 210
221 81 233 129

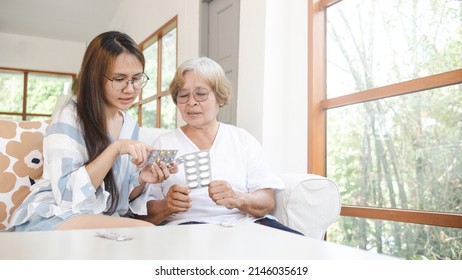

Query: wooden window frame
308 0 462 228
0 67 76 120
134 16 178 128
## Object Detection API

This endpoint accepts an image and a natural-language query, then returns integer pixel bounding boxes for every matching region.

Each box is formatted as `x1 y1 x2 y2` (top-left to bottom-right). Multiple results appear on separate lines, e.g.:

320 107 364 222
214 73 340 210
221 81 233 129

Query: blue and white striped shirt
10 98 143 228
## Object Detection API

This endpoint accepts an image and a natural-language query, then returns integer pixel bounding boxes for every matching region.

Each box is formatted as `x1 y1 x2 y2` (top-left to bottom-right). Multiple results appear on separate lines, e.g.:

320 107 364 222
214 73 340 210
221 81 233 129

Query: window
0 68 75 121
309 0 462 259
130 17 177 129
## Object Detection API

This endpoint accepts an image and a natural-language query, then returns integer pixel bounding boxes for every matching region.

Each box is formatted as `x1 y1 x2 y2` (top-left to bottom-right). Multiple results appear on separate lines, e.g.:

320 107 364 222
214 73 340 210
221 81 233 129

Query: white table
0 223 397 260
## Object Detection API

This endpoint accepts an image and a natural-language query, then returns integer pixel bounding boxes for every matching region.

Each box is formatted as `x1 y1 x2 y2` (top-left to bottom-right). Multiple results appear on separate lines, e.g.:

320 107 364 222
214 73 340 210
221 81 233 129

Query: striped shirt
10 98 143 228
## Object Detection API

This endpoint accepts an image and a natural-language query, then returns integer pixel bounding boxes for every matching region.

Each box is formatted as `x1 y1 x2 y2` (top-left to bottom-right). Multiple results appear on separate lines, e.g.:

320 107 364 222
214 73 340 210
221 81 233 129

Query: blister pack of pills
176 150 212 189
96 231 133 241
145 149 178 168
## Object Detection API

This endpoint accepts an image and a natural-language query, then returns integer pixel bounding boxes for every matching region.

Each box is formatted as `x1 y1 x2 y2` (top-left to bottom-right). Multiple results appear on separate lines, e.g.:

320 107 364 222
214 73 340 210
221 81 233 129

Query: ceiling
0 0 122 43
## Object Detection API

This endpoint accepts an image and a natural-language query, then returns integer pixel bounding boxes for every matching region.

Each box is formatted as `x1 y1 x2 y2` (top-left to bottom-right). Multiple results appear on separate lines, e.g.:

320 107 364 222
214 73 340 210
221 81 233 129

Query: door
203 0 240 125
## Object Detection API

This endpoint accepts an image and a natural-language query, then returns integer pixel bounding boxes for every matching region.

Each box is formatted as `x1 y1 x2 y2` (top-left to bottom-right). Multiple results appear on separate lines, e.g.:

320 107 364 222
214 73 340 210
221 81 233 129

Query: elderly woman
140 57 301 235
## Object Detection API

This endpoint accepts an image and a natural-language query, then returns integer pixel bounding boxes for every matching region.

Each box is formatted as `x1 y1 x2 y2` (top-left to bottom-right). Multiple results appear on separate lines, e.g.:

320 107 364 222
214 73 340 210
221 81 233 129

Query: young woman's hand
139 161 178 184
115 139 152 167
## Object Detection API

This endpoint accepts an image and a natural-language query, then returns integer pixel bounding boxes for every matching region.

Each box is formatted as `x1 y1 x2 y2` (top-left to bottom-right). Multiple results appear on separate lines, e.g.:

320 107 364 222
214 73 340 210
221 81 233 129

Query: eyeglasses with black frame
177 88 212 104
104 73 149 90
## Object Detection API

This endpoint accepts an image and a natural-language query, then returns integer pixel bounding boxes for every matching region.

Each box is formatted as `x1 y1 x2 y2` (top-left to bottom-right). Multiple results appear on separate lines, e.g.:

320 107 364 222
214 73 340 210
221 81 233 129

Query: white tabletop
0 223 397 260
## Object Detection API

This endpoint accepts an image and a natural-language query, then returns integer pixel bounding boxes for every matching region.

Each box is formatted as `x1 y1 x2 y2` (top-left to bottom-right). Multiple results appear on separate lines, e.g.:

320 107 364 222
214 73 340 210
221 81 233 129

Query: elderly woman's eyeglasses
177 88 211 104
104 73 149 90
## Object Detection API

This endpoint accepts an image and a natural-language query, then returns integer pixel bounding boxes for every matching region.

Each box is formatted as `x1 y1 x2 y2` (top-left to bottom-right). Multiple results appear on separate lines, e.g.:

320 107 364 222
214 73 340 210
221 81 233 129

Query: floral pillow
0 119 49 230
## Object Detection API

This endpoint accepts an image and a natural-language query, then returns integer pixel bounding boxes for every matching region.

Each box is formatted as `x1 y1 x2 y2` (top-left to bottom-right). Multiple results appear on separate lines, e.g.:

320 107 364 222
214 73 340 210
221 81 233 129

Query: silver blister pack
144 149 178 168
96 231 133 241
177 150 212 189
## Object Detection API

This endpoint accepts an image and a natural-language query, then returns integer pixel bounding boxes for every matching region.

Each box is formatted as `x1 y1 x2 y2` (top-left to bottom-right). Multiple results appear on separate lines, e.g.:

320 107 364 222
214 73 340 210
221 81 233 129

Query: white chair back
273 173 341 239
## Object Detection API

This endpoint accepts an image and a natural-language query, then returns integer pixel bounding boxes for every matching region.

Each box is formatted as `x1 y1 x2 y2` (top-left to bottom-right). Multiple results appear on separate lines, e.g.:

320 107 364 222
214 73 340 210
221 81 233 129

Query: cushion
138 127 170 145
273 173 341 239
0 119 49 230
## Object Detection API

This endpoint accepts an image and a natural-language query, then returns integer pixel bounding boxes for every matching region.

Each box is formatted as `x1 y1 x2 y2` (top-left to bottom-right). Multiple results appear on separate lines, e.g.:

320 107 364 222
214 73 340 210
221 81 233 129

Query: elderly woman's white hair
169 57 232 107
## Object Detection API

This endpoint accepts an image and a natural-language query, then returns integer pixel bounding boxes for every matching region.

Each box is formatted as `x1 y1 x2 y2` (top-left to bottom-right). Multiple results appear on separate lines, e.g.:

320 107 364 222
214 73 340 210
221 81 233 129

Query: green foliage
326 0 462 259
0 71 23 112
27 73 71 114
0 71 72 119
139 27 177 128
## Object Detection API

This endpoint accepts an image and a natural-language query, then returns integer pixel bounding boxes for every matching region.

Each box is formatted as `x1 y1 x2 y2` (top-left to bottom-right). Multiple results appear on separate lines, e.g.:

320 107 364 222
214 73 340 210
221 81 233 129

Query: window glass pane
127 106 139 125
143 41 159 99
326 0 462 98
160 96 176 129
327 216 461 260
0 71 24 113
142 100 157 128
27 73 72 114
327 84 462 213
161 28 177 92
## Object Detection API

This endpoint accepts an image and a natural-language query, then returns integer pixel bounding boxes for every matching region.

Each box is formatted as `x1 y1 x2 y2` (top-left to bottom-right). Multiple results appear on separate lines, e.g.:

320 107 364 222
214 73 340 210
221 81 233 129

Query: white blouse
144 123 284 225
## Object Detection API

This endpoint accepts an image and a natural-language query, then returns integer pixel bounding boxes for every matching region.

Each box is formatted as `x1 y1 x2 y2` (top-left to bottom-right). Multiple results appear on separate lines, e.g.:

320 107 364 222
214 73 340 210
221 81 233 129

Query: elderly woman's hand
208 180 242 209
165 184 191 214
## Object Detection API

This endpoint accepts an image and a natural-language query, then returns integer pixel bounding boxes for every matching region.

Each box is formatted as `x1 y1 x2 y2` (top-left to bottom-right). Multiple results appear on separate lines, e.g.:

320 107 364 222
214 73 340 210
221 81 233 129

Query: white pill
185 161 196 167
185 154 196 160
187 174 198 181
186 167 197 174
199 165 209 171
189 181 199 188
197 151 208 158
201 179 211 185
200 172 210 178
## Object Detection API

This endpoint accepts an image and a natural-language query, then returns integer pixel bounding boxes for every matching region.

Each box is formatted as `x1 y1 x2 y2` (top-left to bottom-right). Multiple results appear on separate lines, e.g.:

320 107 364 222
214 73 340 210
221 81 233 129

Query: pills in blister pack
145 149 178 168
177 150 212 189
96 231 133 241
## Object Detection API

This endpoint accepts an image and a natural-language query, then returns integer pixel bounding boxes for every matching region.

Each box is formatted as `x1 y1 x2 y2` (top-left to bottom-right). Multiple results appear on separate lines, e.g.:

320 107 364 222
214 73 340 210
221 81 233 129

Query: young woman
10 31 175 231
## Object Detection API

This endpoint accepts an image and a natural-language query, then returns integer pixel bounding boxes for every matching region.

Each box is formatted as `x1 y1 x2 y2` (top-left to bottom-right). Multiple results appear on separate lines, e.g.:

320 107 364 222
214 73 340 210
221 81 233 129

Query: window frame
308 0 462 228
134 16 178 128
0 67 76 120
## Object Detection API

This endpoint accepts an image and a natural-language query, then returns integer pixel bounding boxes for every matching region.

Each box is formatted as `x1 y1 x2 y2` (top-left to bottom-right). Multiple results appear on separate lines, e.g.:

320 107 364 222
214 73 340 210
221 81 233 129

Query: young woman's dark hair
75 31 145 214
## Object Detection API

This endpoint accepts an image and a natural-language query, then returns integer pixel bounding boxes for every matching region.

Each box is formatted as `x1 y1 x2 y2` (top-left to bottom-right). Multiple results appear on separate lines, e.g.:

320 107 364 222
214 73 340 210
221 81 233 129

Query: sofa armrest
272 173 341 239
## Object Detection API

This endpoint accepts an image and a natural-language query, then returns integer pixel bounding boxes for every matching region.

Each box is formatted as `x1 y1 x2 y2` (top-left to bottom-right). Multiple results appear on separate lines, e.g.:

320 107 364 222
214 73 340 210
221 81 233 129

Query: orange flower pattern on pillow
0 152 15 230
9 185 31 225
0 120 17 139
0 119 48 230
7 131 45 180
0 152 16 193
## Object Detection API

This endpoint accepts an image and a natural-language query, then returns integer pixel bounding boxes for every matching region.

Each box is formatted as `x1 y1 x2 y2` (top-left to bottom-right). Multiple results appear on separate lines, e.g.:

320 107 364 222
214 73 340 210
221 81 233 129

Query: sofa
0 119 341 239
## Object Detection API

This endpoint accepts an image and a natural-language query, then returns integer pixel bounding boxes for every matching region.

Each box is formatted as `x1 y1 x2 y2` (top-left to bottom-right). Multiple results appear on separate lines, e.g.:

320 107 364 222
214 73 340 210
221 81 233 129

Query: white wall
112 0 308 173
0 0 200 75
0 32 85 73
238 0 308 173
113 0 308 173
110 0 200 66
0 0 308 174
110 0 201 129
